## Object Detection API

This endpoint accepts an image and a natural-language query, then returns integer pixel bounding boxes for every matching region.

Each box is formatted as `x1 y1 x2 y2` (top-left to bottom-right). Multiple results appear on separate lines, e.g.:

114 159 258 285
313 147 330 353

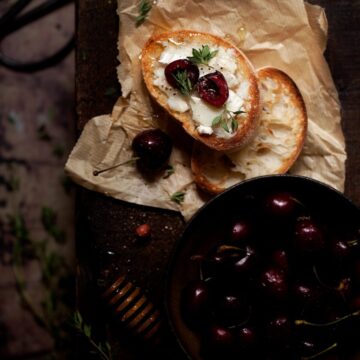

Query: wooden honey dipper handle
102 275 162 341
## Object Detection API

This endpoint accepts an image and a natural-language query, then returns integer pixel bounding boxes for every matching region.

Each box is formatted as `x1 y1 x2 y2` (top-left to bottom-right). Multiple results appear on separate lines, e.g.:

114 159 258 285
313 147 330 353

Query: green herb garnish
172 70 193 96
41 207 66 244
171 191 185 204
8 213 29 246
135 0 152 27
9 207 76 357
163 165 174 179
73 311 113 360
187 45 218 65
211 108 246 134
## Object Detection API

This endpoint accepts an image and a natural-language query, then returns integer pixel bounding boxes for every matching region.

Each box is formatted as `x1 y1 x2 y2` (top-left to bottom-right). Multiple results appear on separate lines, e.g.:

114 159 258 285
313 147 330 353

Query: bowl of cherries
166 175 360 360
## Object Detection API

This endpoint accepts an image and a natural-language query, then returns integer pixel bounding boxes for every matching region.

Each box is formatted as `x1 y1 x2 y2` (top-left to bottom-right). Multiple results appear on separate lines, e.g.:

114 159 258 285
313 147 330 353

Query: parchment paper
65 0 346 220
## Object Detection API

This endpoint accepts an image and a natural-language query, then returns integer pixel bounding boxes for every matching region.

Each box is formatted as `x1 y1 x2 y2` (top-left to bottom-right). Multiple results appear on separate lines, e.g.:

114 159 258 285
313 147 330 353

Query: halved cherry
164 59 199 90
197 71 229 107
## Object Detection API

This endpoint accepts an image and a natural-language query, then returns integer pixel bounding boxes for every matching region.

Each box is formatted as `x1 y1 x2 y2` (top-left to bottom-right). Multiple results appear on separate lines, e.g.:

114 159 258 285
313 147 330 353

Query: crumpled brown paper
65 0 346 220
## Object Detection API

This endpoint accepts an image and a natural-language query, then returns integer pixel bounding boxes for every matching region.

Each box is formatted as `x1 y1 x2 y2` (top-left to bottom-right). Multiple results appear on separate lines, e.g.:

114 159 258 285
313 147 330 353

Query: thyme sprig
212 108 246 134
73 311 113 360
163 165 174 179
41 206 66 244
170 191 185 204
135 0 152 27
187 45 218 65
9 210 74 354
172 70 193 96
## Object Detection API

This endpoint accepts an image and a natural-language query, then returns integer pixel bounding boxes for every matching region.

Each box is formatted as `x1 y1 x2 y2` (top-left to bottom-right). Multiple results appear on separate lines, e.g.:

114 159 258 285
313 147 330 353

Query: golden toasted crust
191 147 232 193
257 67 307 172
141 30 260 151
191 67 308 194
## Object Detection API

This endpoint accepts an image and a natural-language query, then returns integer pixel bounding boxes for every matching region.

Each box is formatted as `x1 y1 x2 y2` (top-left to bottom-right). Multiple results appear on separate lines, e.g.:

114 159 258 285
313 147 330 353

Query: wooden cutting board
75 0 360 358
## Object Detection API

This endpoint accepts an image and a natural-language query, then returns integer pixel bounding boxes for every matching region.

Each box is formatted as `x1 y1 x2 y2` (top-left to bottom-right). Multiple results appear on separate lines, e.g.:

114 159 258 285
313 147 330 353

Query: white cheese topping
208 48 237 74
223 71 240 89
227 90 244 112
153 66 190 113
158 43 194 64
236 80 250 101
190 96 223 127
152 40 250 137
197 125 214 135
167 96 189 113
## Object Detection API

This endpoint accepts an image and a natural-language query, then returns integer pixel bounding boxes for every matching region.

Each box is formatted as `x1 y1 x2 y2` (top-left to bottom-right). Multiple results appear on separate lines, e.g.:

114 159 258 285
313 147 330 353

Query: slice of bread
141 30 260 151
191 67 307 194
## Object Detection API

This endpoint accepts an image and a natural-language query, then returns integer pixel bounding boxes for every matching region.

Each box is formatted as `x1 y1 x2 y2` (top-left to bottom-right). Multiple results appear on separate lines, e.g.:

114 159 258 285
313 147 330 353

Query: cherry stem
290 196 305 208
216 245 247 254
93 157 140 176
199 261 204 281
227 306 252 329
312 265 335 291
348 239 358 247
295 310 360 328
190 255 204 281
301 342 337 360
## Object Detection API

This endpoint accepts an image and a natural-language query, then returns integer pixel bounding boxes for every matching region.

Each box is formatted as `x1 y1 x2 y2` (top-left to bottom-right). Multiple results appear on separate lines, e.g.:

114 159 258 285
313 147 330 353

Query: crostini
141 30 260 151
191 67 307 193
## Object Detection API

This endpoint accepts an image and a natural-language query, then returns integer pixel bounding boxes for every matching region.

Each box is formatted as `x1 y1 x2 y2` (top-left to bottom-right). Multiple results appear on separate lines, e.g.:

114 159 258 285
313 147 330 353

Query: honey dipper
102 274 162 341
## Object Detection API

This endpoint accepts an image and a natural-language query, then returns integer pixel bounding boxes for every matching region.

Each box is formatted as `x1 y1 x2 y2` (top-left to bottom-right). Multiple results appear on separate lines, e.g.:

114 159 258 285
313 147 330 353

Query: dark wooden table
75 1 360 358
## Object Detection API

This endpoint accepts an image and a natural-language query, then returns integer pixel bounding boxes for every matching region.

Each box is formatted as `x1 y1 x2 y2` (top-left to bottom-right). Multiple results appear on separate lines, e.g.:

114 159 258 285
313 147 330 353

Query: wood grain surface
75 1 360 358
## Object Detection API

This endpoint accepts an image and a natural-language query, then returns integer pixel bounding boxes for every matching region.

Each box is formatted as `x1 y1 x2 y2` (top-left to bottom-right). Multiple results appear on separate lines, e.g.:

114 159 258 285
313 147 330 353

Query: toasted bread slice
191 67 307 193
141 30 260 151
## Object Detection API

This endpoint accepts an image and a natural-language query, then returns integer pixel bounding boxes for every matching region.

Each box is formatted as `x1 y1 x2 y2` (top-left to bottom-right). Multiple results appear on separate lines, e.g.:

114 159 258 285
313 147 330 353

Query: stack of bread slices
141 30 307 193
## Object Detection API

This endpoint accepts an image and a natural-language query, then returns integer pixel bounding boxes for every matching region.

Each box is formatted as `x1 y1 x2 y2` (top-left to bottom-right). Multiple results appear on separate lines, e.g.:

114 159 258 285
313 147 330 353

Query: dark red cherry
181 280 209 327
293 283 320 304
232 246 257 275
164 59 199 89
264 192 300 218
260 267 288 298
132 129 172 170
229 219 252 243
298 338 317 356
214 294 249 326
207 325 234 349
271 249 289 271
266 315 292 342
350 295 360 310
294 217 325 253
235 326 257 349
205 249 234 276
197 71 229 107
354 261 360 284
330 240 350 260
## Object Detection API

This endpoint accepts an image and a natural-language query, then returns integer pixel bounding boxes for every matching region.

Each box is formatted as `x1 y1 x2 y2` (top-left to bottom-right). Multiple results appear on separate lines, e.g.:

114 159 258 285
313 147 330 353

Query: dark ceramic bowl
166 175 360 360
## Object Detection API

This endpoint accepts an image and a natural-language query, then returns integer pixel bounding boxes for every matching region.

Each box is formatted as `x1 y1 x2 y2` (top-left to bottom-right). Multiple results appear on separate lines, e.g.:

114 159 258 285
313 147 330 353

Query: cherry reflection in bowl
166 175 360 360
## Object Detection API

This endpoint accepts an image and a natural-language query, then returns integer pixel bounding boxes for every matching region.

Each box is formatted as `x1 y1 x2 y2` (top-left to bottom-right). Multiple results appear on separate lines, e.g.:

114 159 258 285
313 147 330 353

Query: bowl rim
164 174 360 359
